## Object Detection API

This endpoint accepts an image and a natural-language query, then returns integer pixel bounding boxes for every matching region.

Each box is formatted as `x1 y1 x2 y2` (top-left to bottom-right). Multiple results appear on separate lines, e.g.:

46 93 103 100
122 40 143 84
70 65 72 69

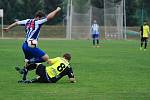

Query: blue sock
34 57 45 63
29 57 45 63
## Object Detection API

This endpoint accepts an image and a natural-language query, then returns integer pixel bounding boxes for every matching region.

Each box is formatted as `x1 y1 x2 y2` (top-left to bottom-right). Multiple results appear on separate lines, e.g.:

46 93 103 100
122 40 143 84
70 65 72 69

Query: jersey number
57 63 66 72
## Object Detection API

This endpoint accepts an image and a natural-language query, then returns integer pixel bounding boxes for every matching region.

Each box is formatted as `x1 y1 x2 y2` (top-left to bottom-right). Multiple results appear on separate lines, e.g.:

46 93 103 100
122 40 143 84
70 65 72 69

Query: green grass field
0 39 150 100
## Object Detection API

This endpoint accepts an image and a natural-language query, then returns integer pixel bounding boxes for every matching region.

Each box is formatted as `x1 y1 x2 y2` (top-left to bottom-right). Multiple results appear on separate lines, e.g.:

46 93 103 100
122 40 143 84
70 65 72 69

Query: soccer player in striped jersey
91 20 100 48
3 7 61 80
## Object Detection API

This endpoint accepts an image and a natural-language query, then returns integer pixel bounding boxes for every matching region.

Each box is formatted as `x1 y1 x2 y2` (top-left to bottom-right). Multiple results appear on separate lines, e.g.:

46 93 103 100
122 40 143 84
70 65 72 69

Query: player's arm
47 59 52 64
46 7 61 21
67 67 76 83
38 7 61 25
3 22 18 32
47 57 59 65
3 19 28 32
139 26 143 35
148 26 150 33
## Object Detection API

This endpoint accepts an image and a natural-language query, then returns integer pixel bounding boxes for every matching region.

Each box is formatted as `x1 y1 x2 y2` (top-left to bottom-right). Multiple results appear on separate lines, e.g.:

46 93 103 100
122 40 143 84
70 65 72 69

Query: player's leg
92 34 96 46
18 43 41 80
96 39 99 47
96 33 99 47
31 64 50 83
93 39 95 46
28 47 49 64
23 48 48 80
19 43 32 80
140 37 144 50
19 45 49 80
29 54 49 63
15 64 37 74
19 64 47 83
144 38 148 50
16 63 43 83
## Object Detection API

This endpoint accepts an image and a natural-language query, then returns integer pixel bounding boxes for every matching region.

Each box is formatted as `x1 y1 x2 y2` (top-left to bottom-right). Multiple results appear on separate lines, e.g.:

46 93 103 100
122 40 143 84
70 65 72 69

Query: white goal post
0 9 3 38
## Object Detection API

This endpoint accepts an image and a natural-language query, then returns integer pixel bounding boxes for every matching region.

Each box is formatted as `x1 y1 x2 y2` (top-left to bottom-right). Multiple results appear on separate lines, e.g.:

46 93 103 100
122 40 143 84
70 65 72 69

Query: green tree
0 0 43 24
126 0 139 26
91 0 103 8
73 0 90 13
0 0 20 24
139 0 150 23
19 0 43 19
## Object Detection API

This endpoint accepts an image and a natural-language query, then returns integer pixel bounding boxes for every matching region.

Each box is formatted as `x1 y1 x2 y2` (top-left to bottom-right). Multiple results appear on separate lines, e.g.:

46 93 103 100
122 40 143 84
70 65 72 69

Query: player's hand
47 59 52 64
3 28 9 32
56 7 61 12
69 78 76 83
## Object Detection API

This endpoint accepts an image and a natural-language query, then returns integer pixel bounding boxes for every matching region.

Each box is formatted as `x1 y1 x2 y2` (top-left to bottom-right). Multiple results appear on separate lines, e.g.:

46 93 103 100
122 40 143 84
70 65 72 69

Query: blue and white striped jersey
91 24 99 34
17 18 47 42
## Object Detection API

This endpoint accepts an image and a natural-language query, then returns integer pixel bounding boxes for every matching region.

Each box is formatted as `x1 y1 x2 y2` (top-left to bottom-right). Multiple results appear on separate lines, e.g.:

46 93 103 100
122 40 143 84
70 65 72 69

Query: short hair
34 11 45 18
94 20 97 23
143 20 148 25
63 53 71 61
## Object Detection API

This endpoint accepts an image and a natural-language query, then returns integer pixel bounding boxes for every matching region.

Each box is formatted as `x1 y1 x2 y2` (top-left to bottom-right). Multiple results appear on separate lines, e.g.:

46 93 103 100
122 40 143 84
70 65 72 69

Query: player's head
144 20 148 25
34 10 45 19
93 20 97 24
63 53 71 61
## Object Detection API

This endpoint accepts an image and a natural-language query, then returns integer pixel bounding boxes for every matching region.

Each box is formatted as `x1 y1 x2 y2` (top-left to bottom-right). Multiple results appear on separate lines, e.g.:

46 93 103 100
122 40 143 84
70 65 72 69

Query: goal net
66 0 126 40
66 0 91 39
104 0 125 39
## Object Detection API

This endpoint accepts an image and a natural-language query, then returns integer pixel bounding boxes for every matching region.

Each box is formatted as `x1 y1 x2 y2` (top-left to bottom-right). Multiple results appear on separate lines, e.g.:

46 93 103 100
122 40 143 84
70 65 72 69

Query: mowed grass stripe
0 39 150 100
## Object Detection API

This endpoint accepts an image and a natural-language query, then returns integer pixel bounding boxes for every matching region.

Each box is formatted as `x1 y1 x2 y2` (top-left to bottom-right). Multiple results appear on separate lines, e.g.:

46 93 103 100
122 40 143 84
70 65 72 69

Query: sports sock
29 57 45 63
22 68 28 80
96 39 99 45
144 42 147 49
141 42 143 47
93 40 95 45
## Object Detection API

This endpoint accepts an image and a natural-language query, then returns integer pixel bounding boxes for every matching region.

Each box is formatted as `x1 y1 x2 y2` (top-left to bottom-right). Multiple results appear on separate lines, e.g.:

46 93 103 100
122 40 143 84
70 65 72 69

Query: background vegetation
0 0 150 26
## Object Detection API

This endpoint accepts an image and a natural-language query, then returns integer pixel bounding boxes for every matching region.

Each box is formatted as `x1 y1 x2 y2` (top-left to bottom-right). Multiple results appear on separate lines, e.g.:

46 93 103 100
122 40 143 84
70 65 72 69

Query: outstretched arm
67 67 76 83
46 7 61 21
3 22 18 32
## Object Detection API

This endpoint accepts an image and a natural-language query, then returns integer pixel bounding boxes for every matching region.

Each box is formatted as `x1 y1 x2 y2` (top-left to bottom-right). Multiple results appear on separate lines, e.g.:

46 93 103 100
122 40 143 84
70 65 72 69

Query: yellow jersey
141 25 150 37
46 57 70 78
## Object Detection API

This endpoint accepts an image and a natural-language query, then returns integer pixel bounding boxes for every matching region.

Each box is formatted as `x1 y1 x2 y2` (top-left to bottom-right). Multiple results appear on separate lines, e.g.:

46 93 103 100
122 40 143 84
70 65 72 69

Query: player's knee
26 63 37 70
42 54 49 61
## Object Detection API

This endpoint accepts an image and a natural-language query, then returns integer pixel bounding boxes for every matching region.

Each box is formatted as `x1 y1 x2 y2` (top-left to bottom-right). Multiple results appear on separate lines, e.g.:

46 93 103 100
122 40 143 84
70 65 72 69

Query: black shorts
36 64 52 83
141 37 148 42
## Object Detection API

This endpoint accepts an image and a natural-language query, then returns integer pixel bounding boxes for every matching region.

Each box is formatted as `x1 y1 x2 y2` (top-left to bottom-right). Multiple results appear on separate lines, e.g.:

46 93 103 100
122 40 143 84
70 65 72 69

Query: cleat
15 67 20 71
18 80 25 83
144 49 146 51
140 47 142 50
24 80 32 83
96 45 100 48
15 67 24 74
18 80 32 83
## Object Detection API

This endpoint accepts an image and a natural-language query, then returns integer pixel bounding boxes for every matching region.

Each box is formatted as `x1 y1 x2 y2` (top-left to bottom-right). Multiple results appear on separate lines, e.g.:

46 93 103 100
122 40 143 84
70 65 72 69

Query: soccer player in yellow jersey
140 21 150 50
16 53 76 83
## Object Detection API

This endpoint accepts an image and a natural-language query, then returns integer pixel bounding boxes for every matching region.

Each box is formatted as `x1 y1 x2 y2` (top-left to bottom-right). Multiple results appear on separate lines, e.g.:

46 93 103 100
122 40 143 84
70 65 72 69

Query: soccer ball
27 39 38 48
